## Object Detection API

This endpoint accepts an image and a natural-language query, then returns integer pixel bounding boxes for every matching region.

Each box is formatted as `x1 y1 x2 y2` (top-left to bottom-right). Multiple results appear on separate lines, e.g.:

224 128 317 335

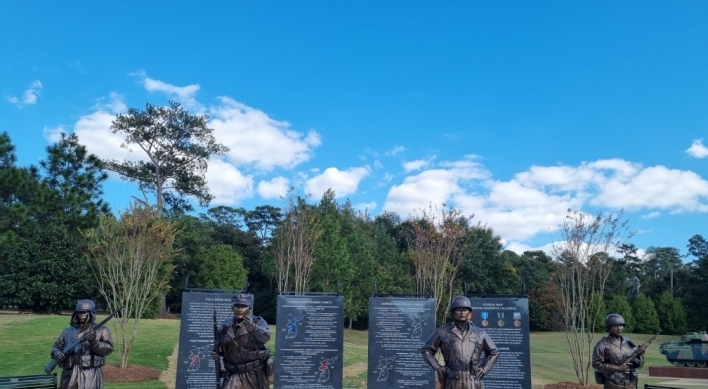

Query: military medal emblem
481 311 489 327
514 312 521 327
497 312 505 327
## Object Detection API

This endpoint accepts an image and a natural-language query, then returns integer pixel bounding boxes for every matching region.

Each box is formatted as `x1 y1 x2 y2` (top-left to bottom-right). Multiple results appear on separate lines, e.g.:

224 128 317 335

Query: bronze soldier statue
50 299 114 389
593 313 646 389
421 296 499 389
212 294 272 389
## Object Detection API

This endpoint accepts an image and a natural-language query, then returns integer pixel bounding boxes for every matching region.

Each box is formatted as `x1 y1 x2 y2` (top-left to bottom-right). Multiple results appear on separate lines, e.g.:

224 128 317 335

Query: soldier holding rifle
593 313 658 389
212 294 272 389
49 300 114 389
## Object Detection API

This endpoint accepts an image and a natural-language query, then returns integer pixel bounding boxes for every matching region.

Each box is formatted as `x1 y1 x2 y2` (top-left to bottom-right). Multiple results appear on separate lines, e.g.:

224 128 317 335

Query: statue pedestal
649 366 708 379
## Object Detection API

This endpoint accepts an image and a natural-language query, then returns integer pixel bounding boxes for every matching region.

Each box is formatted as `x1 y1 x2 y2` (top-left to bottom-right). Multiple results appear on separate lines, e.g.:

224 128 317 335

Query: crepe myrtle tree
105 101 228 218
552 208 633 386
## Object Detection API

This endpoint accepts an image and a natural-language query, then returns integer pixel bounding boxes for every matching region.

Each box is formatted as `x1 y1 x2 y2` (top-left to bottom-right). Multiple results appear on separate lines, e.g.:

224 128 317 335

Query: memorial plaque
274 295 344 389
367 297 436 389
469 297 531 389
176 291 250 389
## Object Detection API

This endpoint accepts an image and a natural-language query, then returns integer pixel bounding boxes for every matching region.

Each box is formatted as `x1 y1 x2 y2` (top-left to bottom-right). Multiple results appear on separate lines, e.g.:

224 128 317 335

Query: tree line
1 102 706 337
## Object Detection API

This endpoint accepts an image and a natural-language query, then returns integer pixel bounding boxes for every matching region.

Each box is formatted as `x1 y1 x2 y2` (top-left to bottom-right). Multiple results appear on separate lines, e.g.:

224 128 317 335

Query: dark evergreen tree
631 294 661 334
40 132 110 231
0 224 91 312
655 291 687 335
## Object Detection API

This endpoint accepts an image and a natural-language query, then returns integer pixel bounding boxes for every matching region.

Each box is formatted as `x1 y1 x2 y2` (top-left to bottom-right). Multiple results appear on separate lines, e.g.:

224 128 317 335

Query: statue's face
232 304 251 320
608 324 624 336
76 311 90 324
453 307 470 324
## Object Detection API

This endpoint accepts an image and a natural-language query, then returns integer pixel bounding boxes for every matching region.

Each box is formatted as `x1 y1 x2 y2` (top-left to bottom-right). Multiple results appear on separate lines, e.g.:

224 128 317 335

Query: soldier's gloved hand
54 350 66 362
475 369 485 380
211 351 220 361
435 366 449 375
242 317 256 332
616 362 631 374
637 348 646 356
84 330 97 344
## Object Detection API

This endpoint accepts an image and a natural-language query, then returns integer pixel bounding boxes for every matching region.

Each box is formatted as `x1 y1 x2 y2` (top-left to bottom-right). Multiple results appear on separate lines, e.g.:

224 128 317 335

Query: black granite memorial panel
367 297 436 389
274 295 344 389
469 297 531 389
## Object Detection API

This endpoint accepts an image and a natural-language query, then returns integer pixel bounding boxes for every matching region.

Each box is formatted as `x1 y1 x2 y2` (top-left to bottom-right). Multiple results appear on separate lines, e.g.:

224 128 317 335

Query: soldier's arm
420 329 445 372
51 331 67 361
87 326 114 356
249 316 271 344
592 341 624 374
479 330 500 376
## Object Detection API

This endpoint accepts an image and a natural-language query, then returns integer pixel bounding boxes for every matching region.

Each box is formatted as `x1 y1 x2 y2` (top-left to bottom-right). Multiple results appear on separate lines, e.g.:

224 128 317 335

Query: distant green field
0 314 703 389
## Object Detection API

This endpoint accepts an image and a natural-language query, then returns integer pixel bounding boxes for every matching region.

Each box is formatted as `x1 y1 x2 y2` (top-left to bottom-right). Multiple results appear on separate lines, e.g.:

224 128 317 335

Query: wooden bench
644 384 688 389
0 374 57 389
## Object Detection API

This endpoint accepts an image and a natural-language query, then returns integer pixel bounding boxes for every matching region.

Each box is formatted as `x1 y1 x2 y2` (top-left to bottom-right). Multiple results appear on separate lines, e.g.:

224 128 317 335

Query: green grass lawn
1 314 704 389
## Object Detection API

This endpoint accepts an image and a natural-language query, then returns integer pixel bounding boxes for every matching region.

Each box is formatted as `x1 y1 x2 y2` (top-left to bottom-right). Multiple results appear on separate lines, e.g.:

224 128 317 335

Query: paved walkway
652 378 708 387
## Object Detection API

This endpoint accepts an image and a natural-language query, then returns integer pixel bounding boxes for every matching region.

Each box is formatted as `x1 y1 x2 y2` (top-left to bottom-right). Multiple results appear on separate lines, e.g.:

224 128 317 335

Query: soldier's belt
227 360 262 373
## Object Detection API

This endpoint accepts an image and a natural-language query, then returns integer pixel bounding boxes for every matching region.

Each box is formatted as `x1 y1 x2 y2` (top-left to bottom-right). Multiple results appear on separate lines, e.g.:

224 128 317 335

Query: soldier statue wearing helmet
592 313 645 389
212 293 272 389
50 299 114 389
421 296 499 389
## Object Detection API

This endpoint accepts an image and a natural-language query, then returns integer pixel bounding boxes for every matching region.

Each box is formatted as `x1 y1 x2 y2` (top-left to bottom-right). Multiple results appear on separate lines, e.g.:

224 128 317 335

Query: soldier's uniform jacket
592 335 644 389
51 315 113 389
216 315 271 389
421 322 499 389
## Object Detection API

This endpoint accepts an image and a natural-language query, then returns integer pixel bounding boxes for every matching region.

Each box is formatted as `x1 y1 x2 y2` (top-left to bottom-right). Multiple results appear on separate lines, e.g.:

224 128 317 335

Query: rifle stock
44 306 123 375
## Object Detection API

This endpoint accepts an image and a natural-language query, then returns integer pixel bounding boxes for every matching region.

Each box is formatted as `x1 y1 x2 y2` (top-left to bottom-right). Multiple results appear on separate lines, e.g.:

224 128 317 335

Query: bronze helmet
605 313 626 328
450 296 472 311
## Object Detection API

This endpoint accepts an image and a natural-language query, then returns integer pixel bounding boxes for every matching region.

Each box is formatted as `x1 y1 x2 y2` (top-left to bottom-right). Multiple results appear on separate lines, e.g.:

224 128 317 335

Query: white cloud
592 166 708 212
43 125 65 143
403 159 431 172
641 211 660 219
72 94 135 162
354 201 377 213
8 80 42 107
305 166 371 198
385 146 405 156
205 159 254 204
686 139 708 158
504 241 555 256
132 71 203 112
210 96 321 171
257 177 290 199
384 157 708 244
384 158 490 216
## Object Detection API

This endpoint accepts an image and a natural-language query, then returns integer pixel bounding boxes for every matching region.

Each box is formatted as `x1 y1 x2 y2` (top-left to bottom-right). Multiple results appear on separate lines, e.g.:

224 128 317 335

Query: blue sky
2 2 707 258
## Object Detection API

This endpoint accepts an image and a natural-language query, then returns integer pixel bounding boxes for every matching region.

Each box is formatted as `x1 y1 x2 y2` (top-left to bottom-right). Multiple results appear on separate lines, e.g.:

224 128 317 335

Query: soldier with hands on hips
421 296 499 389
51 299 113 389
212 294 272 389
593 313 645 389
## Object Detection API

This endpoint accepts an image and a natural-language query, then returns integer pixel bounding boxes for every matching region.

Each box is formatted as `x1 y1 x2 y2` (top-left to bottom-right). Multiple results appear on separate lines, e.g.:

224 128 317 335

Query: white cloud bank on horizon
8 80 42 107
686 139 708 158
384 157 708 250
